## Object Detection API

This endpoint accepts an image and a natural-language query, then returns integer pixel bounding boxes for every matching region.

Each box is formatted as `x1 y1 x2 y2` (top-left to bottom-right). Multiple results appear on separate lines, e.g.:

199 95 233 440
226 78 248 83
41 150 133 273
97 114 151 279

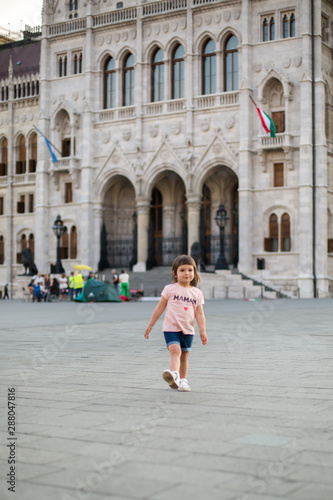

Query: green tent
74 278 121 302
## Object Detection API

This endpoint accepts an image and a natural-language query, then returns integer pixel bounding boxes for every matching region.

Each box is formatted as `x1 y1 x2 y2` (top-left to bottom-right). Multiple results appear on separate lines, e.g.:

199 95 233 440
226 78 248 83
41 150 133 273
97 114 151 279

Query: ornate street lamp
214 203 229 270
52 214 65 274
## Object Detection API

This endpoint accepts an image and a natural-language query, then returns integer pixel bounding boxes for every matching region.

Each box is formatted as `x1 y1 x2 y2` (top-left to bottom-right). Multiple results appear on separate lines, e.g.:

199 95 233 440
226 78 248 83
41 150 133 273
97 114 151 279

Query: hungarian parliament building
0 0 332 298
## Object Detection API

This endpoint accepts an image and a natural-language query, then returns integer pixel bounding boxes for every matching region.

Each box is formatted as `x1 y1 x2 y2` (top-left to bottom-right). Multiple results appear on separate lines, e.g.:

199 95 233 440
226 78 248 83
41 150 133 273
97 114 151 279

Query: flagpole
33 125 62 156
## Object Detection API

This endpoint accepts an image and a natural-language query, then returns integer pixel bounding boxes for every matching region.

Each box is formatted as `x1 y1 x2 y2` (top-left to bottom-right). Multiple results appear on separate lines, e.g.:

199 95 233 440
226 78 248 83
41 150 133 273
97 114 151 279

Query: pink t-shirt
161 283 205 335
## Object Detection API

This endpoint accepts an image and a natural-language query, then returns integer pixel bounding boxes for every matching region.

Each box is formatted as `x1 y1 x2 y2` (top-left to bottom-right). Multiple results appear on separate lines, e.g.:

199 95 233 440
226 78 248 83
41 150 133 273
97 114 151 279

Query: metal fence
107 239 134 268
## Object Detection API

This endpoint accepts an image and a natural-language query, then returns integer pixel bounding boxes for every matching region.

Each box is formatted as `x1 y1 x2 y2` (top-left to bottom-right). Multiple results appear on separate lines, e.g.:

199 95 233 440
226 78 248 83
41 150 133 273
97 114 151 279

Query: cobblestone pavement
1 298 333 500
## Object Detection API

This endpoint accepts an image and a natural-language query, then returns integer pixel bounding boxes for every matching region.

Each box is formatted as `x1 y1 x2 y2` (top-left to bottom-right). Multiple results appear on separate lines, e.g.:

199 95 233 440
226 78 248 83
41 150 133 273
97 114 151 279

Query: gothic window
61 227 69 259
17 195 25 214
0 235 4 265
104 56 116 109
274 163 284 187
322 15 329 43
28 194 34 213
265 214 278 252
152 48 164 102
59 57 63 77
290 13 295 37
283 15 289 38
172 44 185 99
28 234 35 261
59 55 67 77
17 233 27 263
0 197 3 215
70 226 77 259
16 135 26 174
0 137 8 176
69 0 78 19
270 17 275 40
123 53 135 106
62 138 71 157
263 18 268 41
281 213 291 251
29 133 37 172
272 111 285 133
65 182 73 203
202 39 216 95
225 35 238 91
74 52 83 74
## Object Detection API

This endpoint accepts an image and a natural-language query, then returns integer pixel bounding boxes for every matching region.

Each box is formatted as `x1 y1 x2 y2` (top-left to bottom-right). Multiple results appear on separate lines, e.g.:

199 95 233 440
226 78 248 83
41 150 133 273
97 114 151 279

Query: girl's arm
144 297 167 339
195 305 208 345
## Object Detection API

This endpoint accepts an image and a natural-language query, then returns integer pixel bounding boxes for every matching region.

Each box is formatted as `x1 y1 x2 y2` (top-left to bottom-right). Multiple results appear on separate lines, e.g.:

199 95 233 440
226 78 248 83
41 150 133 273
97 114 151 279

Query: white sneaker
178 379 191 392
162 370 180 389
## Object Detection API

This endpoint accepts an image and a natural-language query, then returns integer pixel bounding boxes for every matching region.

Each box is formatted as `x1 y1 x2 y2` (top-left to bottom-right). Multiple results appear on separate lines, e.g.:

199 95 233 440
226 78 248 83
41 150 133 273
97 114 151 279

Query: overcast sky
1 1 43 34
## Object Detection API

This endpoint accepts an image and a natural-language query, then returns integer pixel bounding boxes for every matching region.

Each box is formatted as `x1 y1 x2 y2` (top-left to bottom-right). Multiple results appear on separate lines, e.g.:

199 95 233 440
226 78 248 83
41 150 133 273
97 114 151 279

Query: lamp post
214 203 229 270
52 214 65 274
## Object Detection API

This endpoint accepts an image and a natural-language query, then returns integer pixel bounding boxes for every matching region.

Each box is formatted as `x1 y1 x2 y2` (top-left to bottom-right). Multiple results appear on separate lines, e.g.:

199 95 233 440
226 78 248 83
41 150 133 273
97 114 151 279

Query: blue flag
33 126 59 163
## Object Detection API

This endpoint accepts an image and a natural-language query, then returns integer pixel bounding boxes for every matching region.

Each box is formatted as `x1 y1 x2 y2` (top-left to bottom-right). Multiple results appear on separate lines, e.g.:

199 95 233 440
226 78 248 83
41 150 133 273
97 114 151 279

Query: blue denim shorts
164 331 194 352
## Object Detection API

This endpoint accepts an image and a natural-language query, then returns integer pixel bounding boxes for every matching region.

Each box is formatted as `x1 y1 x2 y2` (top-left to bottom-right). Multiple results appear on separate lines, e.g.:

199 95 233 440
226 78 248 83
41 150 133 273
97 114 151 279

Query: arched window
283 15 289 38
104 57 116 109
0 137 8 176
64 56 67 77
59 57 63 77
281 213 291 251
29 133 37 173
70 226 77 259
16 135 26 174
79 53 82 73
269 17 275 40
152 48 164 102
172 44 185 99
265 214 278 252
0 235 4 265
202 39 216 95
123 53 135 106
263 18 268 41
28 234 35 261
74 54 78 74
61 227 69 259
290 13 295 37
225 35 238 91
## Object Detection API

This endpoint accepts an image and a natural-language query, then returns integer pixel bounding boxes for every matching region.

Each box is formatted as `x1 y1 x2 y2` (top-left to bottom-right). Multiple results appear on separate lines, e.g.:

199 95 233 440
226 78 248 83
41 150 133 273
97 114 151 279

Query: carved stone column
133 197 150 272
186 193 201 253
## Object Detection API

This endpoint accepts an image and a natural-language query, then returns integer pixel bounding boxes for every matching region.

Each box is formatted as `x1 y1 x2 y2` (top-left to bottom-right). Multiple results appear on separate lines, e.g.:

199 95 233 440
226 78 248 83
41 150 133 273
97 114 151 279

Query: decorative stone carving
161 148 169 160
223 11 231 22
21 114 26 122
122 127 131 141
97 36 104 46
171 121 181 135
100 129 110 144
73 92 79 101
180 19 187 30
264 61 274 71
106 35 112 44
225 114 235 129
172 22 178 32
115 33 120 42
154 25 160 35
215 13 221 23
283 58 291 69
149 124 159 138
131 29 136 40
233 8 241 20
144 27 151 37
195 17 202 27
213 142 222 154
162 23 169 33
122 31 128 41
201 118 210 132
205 15 212 25
294 56 302 67
254 62 262 73
112 153 120 165
29 113 33 121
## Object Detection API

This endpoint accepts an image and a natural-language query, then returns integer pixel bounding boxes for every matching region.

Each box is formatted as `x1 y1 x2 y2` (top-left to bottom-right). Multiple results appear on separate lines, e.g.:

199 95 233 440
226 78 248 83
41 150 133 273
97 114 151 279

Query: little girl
144 254 208 391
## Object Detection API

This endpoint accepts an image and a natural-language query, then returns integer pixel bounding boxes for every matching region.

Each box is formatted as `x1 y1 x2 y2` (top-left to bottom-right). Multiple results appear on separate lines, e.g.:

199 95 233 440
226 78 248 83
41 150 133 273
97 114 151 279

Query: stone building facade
0 0 332 298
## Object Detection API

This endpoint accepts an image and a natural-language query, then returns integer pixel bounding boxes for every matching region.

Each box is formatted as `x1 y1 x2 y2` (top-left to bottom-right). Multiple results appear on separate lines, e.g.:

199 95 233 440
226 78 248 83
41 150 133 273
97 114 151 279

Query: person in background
3 283 9 300
119 269 130 299
59 273 68 301
112 269 120 295
69 272 75 300
43 274 51 302
74 270 84 298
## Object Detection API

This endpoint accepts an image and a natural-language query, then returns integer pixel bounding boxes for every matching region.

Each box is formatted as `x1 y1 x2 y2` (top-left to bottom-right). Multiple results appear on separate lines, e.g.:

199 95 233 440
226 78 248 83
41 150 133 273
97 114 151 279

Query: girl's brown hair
171 254 201 287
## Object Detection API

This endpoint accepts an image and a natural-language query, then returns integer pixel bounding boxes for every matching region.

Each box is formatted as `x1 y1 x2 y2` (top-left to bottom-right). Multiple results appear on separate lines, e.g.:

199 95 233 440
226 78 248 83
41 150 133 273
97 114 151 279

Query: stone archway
200 165 239 268
102 175 136 269
147 170 187 268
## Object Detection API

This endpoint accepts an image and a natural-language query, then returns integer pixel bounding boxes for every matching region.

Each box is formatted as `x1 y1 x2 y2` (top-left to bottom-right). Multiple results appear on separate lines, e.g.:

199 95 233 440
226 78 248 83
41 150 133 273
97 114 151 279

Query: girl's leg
168 344 182 373
179 351 190 379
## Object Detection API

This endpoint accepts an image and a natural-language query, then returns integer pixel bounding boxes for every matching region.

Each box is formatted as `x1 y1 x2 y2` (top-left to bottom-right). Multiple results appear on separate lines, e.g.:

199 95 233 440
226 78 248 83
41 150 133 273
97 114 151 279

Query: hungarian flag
250 96 276 138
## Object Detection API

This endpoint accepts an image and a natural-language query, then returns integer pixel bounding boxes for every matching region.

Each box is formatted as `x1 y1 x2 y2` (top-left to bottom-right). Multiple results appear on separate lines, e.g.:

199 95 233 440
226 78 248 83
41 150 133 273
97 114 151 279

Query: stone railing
98 106 136 122
194 91 239 109
143 98 186 115
93 7 137 27
142 0 187 17
259 133 285 148
49 18 87 36
13 173 36 184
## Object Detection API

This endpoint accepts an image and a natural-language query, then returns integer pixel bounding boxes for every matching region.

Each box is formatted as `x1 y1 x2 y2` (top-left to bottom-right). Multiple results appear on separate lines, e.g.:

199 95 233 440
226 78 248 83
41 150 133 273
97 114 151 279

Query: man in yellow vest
74 271 84 298
69 272 75 300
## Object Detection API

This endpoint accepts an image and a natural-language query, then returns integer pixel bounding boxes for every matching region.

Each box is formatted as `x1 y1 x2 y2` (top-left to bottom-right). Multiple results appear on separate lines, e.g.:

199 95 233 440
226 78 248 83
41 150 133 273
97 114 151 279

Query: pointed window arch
263 18 268 41
104 56 116 109
202 39 216 95
283 15 289 38
61 227 69 260
269 17 275 40
265 214 278 252
70 226 77 259
171 44 185 99
16 135 26 174
28 233 35 261
281 213 291 251
290 13 295 37
123 53 135 106
152 48 164 102
225 35 238 91
29 133 37 172
0 137 8 176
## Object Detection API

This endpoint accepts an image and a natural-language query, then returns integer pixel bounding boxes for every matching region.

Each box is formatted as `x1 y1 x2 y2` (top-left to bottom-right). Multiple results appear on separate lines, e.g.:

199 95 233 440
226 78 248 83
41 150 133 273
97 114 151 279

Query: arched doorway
147 171 187 269
102 176 136 268
200 166 238 268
